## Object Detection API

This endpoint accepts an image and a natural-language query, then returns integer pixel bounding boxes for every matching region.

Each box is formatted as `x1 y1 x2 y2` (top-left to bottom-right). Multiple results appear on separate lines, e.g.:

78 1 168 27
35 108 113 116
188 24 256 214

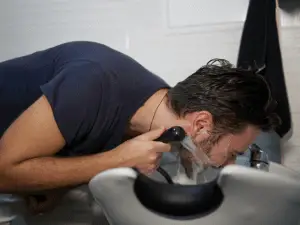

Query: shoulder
54 41 124 64
57 41 105 49
57 41 114 56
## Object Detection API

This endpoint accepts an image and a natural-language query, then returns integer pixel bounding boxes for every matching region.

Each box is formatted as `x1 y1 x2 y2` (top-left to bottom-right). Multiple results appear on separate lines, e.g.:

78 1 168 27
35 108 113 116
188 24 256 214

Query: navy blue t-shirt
0 41 169 156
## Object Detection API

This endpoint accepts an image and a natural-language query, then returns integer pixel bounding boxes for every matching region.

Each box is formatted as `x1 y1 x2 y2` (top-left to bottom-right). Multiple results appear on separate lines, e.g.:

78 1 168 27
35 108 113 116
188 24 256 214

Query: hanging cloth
237 0 291 137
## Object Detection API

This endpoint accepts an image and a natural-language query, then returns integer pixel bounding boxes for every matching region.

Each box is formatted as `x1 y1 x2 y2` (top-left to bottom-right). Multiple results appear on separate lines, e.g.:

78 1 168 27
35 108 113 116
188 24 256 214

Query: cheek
193 131 210 144
206 139 231 164
231 129 260 151
209 137 231 155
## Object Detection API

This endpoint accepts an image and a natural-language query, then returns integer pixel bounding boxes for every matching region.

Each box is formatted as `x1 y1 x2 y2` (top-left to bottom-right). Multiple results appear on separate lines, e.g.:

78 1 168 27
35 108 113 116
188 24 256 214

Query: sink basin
89 162 300 225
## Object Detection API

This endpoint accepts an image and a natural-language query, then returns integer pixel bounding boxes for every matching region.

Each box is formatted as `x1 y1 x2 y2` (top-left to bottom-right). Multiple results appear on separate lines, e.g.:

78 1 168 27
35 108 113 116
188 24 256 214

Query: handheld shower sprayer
153 127 270 184
154 126 208 184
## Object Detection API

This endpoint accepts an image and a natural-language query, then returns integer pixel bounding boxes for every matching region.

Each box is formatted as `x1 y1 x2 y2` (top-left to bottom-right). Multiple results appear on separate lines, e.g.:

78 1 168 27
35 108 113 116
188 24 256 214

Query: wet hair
167 59 280 134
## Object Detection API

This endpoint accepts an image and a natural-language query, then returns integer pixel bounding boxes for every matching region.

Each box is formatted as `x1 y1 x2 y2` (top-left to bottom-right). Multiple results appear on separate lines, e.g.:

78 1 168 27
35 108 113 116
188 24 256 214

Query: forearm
0 150 121 193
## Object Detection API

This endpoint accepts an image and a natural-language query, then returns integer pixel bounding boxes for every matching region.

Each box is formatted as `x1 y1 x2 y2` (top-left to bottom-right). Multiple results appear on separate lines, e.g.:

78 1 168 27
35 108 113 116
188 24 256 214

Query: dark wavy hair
167 59 280 134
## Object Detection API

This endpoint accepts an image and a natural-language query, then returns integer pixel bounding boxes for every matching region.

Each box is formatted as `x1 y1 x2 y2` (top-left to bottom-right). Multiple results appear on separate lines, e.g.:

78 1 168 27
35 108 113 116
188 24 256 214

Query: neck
128 89 182 135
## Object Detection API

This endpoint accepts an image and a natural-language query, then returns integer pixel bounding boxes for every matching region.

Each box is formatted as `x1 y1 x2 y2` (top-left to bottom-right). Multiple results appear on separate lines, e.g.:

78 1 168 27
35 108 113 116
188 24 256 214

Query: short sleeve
40 61 103 146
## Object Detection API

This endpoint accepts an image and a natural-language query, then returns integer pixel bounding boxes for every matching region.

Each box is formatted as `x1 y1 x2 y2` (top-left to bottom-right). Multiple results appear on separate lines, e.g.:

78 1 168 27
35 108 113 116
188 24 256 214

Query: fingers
137 164 159 175
150 141 171 153
137 153 162 175
135 127 166 141
138 166 157 175
133 127 171 153
148 152 162 167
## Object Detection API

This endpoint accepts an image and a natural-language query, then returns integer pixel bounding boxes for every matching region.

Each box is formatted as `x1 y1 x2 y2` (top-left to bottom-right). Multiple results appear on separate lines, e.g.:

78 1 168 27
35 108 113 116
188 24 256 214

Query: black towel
237 0 291 137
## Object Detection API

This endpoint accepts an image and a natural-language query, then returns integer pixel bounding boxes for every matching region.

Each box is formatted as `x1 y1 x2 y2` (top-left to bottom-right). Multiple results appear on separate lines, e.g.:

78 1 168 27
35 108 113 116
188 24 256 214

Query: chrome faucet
249 143 270 171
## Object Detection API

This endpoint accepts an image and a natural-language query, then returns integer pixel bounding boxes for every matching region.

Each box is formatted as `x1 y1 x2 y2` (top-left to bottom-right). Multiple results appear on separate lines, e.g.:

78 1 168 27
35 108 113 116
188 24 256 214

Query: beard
192 131 229 167
179 131 224 178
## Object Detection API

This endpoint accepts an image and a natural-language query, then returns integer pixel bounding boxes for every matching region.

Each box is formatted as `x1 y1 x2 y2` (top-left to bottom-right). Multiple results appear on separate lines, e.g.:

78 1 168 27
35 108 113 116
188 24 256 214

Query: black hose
152 126 186 184
157 166 174 184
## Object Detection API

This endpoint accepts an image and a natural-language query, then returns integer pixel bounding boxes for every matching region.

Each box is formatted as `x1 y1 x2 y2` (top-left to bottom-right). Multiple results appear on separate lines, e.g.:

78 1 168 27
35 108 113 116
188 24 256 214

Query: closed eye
231 150 245 157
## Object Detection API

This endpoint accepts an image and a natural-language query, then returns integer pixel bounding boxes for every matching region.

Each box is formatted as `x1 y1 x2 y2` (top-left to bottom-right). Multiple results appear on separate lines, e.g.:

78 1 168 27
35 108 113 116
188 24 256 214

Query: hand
113 127 171 174
23 189 68 215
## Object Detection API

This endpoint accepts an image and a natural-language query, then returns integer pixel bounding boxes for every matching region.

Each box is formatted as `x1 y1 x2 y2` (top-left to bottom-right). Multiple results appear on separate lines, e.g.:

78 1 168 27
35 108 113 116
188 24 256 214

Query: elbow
0 170 12 193
0 144 20 193
0 165 12 193
0 170 20 194
0 159 15 193
0 143 30 193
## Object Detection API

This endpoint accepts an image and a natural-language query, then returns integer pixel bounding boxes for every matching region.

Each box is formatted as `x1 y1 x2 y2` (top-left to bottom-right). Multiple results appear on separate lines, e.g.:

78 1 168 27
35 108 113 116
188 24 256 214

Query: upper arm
40 61 103 146
0 95 65 166
0 61 103 166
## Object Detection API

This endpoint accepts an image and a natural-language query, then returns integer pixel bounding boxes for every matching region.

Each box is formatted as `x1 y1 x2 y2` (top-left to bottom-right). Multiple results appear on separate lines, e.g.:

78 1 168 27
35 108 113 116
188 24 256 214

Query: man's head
168 59 280 166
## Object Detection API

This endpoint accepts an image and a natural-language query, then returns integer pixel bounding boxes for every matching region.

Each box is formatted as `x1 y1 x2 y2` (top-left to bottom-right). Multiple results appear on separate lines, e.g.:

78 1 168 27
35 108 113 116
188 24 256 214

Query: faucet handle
249 144 270 172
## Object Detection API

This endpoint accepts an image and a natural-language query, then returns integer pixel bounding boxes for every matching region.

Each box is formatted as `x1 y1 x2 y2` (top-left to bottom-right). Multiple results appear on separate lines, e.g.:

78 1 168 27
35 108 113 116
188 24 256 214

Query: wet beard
194 132 225 167
179 132 222 179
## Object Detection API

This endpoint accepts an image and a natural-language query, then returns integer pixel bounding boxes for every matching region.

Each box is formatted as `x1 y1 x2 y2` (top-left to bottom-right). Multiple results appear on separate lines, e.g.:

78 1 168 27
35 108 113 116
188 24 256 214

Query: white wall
0 0 248 85
278 1 300 169
0 0 300 169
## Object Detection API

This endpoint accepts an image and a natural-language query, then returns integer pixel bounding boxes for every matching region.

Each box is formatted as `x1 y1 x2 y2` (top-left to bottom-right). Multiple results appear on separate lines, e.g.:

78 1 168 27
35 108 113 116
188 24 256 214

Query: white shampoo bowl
89 162 300 225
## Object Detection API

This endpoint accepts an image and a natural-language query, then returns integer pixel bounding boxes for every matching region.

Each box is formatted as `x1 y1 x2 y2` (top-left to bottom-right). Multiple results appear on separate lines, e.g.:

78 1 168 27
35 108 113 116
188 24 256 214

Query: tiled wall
0 0 299 168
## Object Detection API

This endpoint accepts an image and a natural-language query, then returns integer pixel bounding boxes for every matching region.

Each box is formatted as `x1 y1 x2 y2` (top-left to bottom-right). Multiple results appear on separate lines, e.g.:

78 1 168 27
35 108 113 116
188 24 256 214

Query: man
0 41 278 214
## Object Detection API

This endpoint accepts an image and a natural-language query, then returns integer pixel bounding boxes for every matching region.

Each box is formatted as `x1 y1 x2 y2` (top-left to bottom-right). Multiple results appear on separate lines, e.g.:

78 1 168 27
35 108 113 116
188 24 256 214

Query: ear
192 111 214 134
